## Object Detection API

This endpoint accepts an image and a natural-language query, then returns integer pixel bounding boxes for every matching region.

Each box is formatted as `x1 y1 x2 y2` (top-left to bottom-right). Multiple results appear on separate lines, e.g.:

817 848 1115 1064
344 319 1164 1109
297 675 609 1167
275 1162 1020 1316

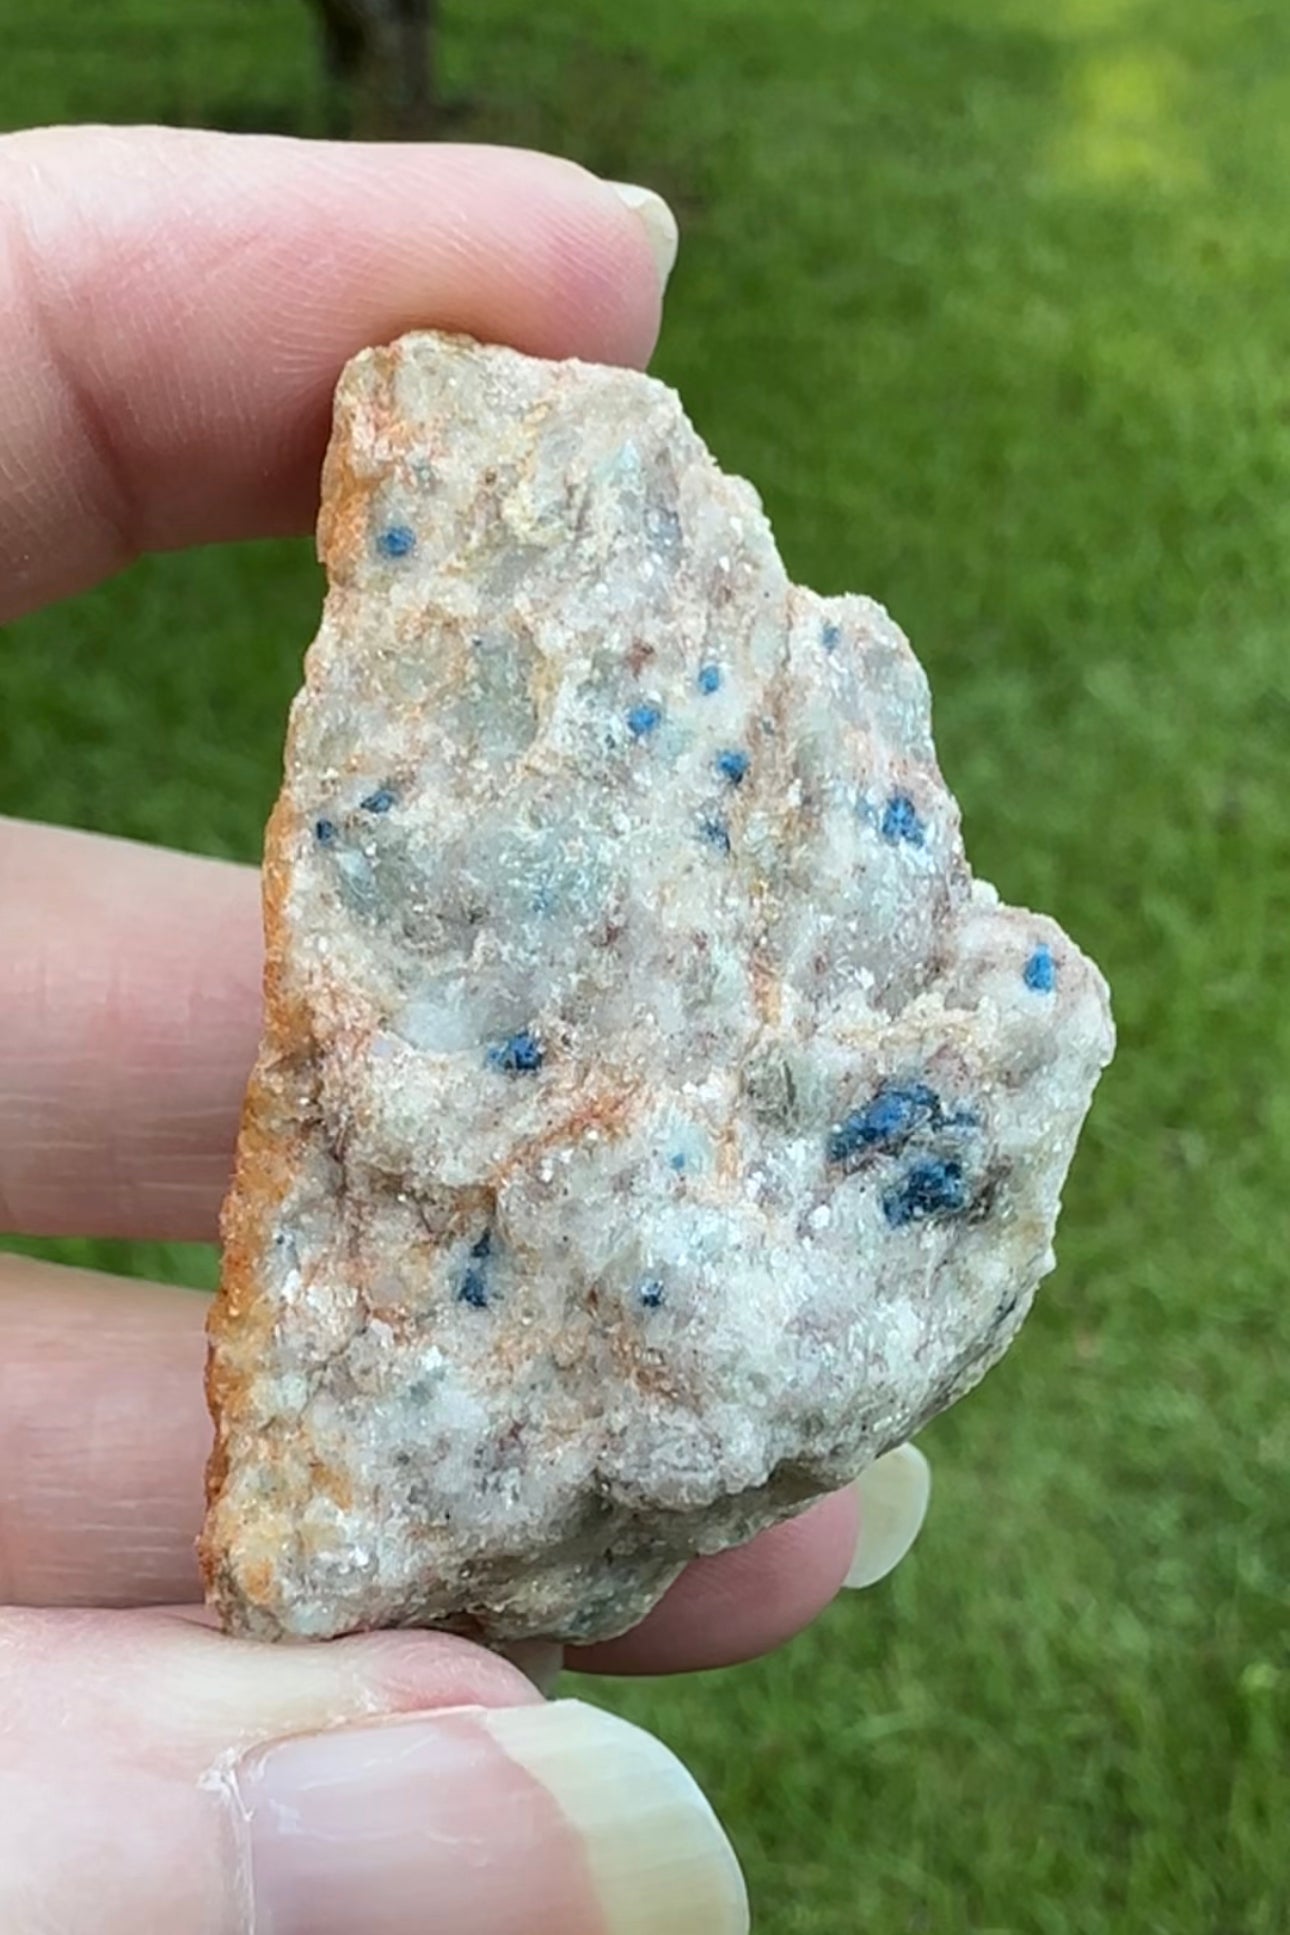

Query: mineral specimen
201 330 1114 1645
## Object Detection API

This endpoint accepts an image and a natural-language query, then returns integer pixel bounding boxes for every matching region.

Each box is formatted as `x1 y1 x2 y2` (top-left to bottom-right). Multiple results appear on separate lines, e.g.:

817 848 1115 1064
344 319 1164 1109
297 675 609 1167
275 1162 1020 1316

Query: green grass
3 0 1289 1927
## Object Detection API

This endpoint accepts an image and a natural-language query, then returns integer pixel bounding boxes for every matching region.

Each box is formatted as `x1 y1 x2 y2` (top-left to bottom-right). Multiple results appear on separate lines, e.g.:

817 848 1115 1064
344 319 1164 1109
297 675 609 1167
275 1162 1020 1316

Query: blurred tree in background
307 0 437 135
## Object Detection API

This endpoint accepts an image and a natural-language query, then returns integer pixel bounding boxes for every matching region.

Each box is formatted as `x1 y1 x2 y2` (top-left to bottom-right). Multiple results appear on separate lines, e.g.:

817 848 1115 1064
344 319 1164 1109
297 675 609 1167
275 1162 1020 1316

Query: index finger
0 125 671 621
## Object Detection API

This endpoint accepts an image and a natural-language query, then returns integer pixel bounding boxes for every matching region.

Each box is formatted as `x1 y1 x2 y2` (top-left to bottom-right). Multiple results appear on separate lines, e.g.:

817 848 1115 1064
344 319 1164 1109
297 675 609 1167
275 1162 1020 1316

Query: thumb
2 1607 747 1934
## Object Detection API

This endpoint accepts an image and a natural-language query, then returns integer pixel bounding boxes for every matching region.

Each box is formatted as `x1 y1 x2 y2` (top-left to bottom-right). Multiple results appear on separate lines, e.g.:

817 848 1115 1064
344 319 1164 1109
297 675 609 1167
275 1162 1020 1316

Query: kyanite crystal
201 331 1114 1645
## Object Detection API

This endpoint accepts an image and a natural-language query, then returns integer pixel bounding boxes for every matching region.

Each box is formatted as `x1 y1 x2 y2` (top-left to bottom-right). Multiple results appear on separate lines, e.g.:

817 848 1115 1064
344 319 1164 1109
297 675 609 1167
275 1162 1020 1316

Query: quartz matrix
202 332 1114 1645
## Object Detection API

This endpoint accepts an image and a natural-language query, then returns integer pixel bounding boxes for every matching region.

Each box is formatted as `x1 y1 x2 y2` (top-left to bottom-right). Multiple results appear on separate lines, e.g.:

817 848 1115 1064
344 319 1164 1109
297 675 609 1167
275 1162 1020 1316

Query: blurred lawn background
2 0 1289 1928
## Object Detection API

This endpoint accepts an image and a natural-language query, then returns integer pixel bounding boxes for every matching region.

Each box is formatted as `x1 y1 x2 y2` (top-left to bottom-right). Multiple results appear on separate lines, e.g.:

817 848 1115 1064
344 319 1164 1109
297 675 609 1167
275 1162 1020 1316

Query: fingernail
608 181 680 290
232 1698 748 1935
844 1442 931 1589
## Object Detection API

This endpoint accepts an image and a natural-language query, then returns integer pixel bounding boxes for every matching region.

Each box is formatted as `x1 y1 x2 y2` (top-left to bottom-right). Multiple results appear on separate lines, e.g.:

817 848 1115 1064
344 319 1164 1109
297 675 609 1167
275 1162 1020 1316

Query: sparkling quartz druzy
201 331 1114 1645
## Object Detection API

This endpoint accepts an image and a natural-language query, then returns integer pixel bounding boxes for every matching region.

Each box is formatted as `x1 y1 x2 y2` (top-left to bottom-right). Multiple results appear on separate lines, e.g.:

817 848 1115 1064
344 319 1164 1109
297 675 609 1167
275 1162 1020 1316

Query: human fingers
0 1255 925 1673
569 1492 859 1676
0 1605 746 1934
0 123 675 623
0 819 260 1241
574 1446 931 1675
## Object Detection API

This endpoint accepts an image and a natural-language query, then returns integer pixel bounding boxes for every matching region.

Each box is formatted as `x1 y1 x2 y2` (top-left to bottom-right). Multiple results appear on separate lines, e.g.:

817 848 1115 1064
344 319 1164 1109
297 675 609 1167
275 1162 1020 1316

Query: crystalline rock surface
201 330 1114 1645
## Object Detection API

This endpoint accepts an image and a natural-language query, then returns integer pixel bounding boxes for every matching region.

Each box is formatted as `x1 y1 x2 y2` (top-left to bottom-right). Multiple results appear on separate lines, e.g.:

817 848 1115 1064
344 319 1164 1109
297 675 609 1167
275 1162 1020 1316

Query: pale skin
0 125 867 1930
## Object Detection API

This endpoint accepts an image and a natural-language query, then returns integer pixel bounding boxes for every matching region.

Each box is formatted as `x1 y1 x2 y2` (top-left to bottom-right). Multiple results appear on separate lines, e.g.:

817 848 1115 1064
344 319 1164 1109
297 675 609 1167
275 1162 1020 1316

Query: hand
0 125 926 1933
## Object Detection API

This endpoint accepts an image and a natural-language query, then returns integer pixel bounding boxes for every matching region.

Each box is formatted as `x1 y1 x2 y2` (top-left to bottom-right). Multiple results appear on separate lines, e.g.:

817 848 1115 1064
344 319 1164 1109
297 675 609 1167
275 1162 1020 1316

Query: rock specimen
201 331 1114 1645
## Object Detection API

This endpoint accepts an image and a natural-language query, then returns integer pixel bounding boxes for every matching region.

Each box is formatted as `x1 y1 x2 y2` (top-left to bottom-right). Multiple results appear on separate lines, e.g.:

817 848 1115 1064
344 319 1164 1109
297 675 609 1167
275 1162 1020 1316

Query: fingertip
492 154 671 369
153 1607 545 1726
319 1622 548 1717
568 1489 859 1678
605 181 680 301
284 140 669 371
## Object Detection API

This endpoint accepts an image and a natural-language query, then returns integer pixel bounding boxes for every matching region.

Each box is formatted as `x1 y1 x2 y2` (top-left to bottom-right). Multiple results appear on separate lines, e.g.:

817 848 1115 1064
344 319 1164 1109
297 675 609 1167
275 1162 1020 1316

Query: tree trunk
310 0 437 139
